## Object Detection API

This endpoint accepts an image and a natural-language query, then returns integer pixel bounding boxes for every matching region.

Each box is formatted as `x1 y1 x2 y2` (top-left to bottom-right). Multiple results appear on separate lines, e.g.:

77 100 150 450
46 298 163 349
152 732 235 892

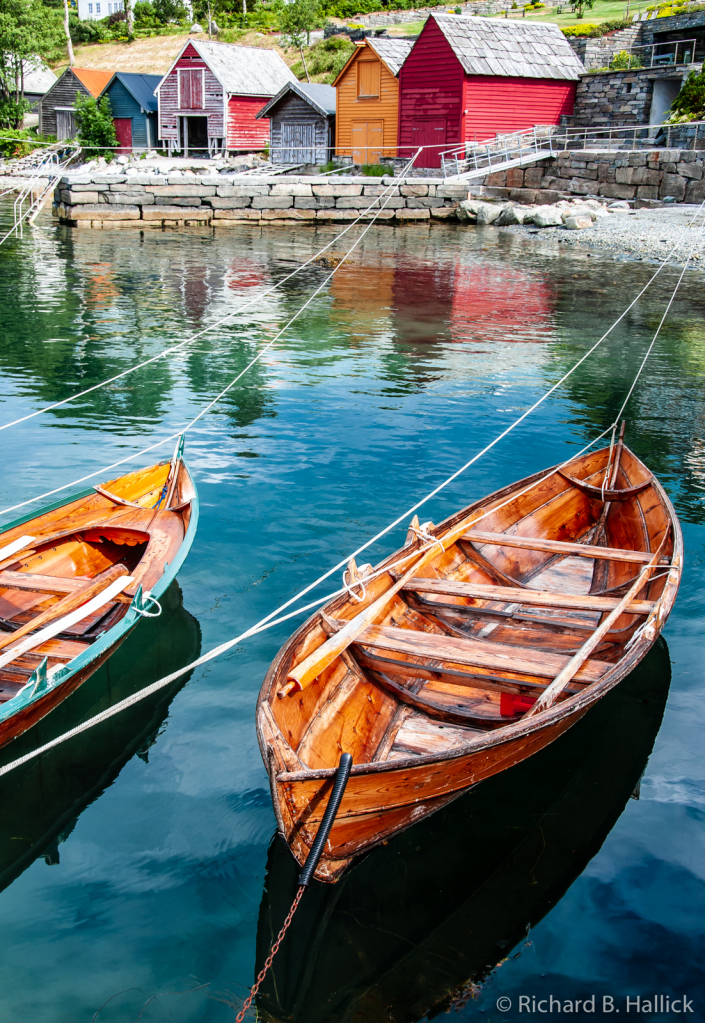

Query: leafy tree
0 0 64 127
152 0 187 21
75 92 117 158
574 0 594 18
276 0 322 47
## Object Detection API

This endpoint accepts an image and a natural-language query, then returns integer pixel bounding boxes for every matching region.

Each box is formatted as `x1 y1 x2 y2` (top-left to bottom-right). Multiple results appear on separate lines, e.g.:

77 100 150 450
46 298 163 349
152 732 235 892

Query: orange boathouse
333 38 412 165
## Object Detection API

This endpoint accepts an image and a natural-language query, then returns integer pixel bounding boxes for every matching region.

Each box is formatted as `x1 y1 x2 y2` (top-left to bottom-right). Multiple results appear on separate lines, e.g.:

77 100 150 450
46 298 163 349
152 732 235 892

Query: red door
412 118 447 168
113 117 132 154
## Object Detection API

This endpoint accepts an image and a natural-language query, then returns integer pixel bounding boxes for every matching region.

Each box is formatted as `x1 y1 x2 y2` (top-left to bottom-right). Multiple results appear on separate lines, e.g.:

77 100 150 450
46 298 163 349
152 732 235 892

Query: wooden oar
0 569 134 672
525 533 669 718
280 512 490 697
0 563 129 655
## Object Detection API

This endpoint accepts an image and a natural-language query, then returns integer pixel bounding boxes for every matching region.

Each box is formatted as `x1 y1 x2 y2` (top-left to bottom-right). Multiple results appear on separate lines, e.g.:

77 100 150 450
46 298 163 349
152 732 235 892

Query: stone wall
480 147 705 203
567 25 642 72
570 65 693 129
52 171 469 228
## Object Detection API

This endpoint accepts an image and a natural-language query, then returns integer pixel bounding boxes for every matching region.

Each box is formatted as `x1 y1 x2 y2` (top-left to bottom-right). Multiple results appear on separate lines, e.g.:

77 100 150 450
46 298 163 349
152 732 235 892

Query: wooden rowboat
0 439 198 749
257 434 682 883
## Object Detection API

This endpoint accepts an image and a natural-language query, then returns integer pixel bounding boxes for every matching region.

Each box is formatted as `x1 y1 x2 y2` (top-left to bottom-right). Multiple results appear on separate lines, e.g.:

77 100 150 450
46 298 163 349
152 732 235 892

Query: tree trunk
126 0 134 34
64 0 76 66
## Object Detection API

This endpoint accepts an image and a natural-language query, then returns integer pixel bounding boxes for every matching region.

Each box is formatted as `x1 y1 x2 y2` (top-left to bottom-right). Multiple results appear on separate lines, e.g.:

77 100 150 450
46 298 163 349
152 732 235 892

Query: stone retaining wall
53 173 468 228
480 148 705 203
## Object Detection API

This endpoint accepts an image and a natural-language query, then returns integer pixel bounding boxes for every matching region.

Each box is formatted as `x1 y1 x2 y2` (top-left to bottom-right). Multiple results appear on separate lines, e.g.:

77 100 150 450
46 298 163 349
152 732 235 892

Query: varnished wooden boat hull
0 457 198 748
257 442 682 882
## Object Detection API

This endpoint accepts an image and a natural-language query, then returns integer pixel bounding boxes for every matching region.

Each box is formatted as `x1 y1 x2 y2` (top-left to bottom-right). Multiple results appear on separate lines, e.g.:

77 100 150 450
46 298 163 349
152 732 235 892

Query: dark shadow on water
255 639 671 1023
0 581 201 895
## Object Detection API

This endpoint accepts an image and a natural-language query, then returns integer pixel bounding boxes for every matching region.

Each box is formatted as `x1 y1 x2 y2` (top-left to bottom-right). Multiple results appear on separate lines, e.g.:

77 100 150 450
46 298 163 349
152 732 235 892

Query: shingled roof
366 37 414 76
429 14 585 81
166 40 297 97
256 81 336 119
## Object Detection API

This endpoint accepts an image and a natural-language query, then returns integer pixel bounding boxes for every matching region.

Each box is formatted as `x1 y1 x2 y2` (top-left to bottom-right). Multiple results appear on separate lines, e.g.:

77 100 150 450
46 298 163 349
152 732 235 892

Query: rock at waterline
531 206 564 228
564 215 594 231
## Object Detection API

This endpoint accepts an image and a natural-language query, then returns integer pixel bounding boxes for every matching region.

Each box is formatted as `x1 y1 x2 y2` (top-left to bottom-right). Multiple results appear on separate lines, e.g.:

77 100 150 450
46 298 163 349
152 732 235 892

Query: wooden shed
39 67 113 139
333 37 413 165
256 82 335 165
398 15 584 167
100 72 161 153
156 40 297 156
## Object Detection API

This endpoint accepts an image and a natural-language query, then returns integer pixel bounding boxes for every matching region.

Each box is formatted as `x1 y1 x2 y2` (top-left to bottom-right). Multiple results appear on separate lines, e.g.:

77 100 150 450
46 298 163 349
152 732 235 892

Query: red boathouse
398 15 584 167
156 40 297 156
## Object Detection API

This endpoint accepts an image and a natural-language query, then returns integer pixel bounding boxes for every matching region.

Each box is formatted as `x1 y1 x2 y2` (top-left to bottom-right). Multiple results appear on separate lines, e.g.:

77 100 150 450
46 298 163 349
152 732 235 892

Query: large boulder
497 204 532 226
530 205 564 228
475 201 504 225
456 199 479 222
564 215 594 231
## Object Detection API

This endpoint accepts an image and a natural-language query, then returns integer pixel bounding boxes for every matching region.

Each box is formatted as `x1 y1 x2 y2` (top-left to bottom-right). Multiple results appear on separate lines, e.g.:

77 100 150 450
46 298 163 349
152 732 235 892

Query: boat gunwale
257 446 683 782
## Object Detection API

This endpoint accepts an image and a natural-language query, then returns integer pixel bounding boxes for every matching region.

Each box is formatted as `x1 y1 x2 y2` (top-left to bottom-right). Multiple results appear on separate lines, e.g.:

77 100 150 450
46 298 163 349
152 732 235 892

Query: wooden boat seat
557 469 652 502
462 530 668 566
0 570 84 595
402 578 655 615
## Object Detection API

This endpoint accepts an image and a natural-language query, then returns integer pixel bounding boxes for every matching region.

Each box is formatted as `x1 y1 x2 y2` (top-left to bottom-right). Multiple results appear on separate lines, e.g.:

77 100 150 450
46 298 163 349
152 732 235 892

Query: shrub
0 96 31 131
610 49 642 68
291 34 355 82
0 126 37 156
669 66 705 121
362 162 393 176
68 11 109 41
75 93 117 159
562 18 631 36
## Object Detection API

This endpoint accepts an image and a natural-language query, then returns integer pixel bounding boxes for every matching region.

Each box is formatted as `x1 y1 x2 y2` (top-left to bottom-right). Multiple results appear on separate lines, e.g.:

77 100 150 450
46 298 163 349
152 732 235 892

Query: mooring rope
0 154 416 434
0 197 699 781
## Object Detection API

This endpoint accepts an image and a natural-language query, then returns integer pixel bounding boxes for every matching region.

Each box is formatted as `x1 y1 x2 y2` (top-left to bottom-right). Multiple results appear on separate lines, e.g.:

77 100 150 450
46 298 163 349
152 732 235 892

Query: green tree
75 93 117 158
574 0 594 18
0 0 64 127
276 0 322 47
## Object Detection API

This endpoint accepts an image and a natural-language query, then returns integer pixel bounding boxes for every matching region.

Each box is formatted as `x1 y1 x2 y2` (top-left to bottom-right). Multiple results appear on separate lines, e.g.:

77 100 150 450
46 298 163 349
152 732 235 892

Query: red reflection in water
226 260 268 291
450 263 556 344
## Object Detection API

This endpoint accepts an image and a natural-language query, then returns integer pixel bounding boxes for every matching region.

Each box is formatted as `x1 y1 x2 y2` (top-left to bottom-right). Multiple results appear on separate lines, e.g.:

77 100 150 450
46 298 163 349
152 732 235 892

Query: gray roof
430 14 585 81
256 81 336 118
22 57 56 95
164 40 297 97
366 37 414 76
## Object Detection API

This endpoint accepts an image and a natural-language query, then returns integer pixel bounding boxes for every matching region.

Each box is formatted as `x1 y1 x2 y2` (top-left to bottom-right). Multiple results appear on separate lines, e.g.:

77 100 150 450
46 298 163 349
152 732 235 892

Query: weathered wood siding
336 42 400 162
398 20 463 168
39 70 90 138
158 42 225 143
463 76 576 143
227 95 271 150
104 78 157 150
269 92 332 163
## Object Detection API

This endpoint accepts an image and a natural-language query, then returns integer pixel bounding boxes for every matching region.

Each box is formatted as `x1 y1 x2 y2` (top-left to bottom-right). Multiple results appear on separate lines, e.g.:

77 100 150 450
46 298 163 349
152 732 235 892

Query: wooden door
412 118 447 168
186 116 208 155
113 117 132 154
56 109 76 140
351 120 383 166
280 122 316 164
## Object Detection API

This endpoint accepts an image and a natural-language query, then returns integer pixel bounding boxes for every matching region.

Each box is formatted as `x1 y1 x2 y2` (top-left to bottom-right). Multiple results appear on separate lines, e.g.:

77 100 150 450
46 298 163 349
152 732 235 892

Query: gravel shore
498 205 705 267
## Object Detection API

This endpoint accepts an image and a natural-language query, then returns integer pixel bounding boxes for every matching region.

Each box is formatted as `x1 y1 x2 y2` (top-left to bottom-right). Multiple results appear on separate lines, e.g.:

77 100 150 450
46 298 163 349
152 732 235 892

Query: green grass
490 0 640 27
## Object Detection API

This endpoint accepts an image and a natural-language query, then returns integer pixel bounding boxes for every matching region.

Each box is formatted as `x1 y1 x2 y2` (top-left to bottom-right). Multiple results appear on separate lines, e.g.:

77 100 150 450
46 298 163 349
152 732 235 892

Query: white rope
0 425 618 781
0 159 415 435
0 187 702 777
0 151 422 520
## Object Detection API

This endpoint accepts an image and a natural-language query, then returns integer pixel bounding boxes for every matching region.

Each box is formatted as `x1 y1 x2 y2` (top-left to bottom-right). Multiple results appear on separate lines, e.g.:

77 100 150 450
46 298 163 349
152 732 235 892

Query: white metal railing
11 144 78 238
630 38 697 67
440 121 705 180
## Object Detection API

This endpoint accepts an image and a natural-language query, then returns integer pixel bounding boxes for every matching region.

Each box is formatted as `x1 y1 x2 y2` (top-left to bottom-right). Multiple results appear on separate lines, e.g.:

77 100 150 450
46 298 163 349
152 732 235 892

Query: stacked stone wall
567 25 643 72
481 147 705 203
53 173 468 228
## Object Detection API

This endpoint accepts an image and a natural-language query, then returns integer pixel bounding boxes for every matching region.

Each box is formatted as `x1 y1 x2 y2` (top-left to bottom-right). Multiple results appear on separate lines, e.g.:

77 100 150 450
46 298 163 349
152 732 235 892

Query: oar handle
297 752 353 888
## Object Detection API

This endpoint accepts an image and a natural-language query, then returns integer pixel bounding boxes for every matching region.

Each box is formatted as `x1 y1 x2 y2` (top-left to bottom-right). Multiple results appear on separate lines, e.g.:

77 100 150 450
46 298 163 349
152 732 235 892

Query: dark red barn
156 40 297 156
398 15 584 168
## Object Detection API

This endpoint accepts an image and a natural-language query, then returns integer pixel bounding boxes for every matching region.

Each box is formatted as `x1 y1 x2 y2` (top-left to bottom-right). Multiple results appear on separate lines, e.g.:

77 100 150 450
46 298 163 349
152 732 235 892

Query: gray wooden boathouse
256 82 336 165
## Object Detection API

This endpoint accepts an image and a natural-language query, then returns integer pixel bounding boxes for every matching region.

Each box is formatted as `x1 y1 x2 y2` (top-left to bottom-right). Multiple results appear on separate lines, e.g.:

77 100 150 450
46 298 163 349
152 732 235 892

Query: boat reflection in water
0 582 200 894
255 639 670 1023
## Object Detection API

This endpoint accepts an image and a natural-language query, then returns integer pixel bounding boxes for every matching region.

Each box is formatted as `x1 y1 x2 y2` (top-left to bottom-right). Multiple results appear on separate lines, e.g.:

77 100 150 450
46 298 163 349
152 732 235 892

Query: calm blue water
0 207 703 1021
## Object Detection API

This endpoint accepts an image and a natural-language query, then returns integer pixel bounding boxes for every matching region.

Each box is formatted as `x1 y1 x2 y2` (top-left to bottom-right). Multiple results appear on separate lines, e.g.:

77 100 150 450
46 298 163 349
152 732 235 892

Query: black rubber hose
298 752 353 887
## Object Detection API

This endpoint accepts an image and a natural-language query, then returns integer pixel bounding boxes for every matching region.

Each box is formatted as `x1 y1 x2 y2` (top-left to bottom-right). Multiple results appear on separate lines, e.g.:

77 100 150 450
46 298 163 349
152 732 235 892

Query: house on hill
39 67 114 139
156 40 297 156
398 15 584 167
100 72 161 153
333 37 413 165
256 82 336 165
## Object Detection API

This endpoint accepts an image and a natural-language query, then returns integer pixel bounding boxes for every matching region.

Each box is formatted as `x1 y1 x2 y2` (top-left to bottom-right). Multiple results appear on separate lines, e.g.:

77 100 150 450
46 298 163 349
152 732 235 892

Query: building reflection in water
255 640 670 1023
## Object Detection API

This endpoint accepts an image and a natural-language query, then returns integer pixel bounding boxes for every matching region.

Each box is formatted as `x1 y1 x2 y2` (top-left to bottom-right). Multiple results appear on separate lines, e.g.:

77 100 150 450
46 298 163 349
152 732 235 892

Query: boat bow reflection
0 581 200 894
255 640 670 1023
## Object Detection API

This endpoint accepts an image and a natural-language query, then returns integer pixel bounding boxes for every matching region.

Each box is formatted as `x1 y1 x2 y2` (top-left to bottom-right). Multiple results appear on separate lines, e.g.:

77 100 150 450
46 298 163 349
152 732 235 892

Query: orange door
351 120 383 166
